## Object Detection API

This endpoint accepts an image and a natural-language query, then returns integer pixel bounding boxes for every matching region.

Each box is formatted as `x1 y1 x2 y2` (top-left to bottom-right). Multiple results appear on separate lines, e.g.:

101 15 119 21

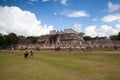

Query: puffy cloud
67 11 89 17
97 25 118 36
102 14 120 22
73 23 82 32
85 25 97 37
116 24 120 30
61 10 89 18
85 25 119 37
60 0 68 6
107 2 120 12
0 6 54 36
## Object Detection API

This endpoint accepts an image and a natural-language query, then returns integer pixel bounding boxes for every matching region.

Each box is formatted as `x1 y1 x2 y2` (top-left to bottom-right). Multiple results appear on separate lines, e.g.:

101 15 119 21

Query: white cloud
107 1 120 12
97 25 118 36
67 11 89 17
60 0 68 6
116 24 120 30
42 0 49 2
85 25 119 37
0 6 54 36
102 14 120 22
30 0 38 2
61 10 89 18
73 23 82 32
85 25 97 37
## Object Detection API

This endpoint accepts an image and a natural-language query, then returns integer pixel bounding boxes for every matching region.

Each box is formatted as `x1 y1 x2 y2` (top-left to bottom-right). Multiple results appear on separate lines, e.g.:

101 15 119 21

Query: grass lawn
0 49 120 80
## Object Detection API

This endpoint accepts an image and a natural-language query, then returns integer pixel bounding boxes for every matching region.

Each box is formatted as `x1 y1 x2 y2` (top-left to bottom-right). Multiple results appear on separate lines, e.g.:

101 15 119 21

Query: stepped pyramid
37 29 84 48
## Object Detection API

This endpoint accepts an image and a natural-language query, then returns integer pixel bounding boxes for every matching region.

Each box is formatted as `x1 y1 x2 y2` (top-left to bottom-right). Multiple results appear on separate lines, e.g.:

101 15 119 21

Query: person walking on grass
30 49 34 58
24 48 29 60
69 46 72 51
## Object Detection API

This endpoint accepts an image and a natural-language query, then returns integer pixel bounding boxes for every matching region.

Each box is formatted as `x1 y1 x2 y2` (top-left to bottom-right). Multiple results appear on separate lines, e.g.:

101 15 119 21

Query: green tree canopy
0 34 4 46
109 32 120 41
8 33 19 45
27 36 38 44
83 36 93 41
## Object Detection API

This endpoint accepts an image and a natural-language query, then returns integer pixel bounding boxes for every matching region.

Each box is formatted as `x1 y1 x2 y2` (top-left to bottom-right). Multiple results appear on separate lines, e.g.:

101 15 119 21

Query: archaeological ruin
17 29 85 49
37 29 84 49
17 29 120 50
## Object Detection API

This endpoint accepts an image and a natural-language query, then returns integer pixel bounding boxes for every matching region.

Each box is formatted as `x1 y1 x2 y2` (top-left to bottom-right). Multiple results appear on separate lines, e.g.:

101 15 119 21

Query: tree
0 34 4 47
117 32 120 40
78 32 85 37
27 36 38 44
8 33 19 45
3 35 11 48
109 32 120 41
3 33 19 49
109 35 118 40
83 36 93 41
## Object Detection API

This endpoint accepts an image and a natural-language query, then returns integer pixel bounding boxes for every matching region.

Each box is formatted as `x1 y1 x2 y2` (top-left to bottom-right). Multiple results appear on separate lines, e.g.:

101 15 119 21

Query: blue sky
0 0 120 37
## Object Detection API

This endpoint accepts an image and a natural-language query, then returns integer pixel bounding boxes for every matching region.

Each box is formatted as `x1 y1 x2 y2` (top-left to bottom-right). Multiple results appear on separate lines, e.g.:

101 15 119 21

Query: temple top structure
50 29 78 35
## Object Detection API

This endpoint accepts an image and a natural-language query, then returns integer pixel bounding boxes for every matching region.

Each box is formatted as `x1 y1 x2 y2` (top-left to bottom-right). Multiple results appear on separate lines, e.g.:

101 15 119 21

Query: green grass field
0 49 120 80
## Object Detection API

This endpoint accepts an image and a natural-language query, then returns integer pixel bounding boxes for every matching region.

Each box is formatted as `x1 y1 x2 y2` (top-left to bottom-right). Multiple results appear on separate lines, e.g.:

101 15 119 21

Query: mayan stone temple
17 28 120 50
37 29 85 49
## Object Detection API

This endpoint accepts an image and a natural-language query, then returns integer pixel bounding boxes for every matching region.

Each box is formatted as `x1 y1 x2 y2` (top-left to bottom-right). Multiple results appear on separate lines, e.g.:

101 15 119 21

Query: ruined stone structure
17 29 120 49
88 37 120 48
37 29 84 49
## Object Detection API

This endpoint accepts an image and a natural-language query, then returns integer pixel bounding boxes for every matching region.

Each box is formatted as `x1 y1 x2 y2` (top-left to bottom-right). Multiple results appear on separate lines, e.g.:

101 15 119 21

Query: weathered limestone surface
17 29 120 49
37 29 84 49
